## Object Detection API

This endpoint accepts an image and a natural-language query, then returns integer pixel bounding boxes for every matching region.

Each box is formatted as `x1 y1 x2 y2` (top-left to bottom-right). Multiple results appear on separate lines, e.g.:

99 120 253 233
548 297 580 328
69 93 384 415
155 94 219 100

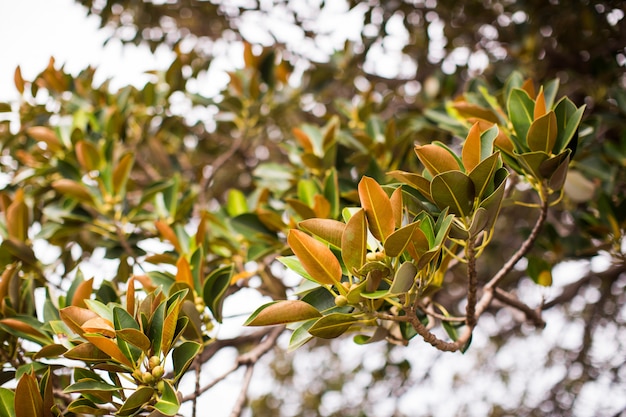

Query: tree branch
181 326 283 404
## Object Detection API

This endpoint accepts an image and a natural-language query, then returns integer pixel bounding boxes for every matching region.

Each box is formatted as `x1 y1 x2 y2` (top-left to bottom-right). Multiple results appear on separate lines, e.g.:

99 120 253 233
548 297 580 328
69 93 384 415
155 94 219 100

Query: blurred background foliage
0 0 625 416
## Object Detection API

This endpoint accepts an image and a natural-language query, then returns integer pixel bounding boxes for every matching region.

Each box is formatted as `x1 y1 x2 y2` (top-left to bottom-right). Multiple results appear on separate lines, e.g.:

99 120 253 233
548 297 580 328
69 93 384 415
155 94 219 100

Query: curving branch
181 326 284 404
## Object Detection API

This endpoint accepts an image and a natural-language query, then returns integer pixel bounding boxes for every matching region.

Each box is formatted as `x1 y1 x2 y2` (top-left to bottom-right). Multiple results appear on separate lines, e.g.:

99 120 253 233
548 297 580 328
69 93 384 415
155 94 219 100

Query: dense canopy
0 1 624 416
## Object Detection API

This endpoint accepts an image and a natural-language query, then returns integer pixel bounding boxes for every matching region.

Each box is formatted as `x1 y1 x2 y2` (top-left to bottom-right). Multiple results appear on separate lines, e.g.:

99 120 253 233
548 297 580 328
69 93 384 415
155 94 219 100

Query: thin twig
485 189 550 291
181 326 283 403
465 236 478 328
229 365 255 417
493 288 545 328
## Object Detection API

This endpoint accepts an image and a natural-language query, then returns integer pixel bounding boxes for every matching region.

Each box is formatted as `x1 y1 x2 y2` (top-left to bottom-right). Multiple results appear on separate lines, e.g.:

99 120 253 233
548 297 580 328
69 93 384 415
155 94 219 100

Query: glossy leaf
415 143 460 176
245 300 321 326
0 388 14 417
71 277 94 308
298 218 345 249
117 386 154 416
66 398 107 416
112 152 134 195
389 262 417 294
153 380 179 416
341 209 367 275
63 342 111 362
384 222 419 258
308 313 358 339
461 122 482 171
527 111 557 154
172 341 202 384
387 171 432 201
288 229 341 286
202 264 233 323
6 190 28 242
553 97 585 153
75 140 101 171
358 176 395 242
14 373 42 417
390 186 403 228
59 306 99 337
83 334 133 367
507 88 534 150
431 171 475 219
468 152 501 201
51 179 94 204
155 220 181 253
63 379 119 393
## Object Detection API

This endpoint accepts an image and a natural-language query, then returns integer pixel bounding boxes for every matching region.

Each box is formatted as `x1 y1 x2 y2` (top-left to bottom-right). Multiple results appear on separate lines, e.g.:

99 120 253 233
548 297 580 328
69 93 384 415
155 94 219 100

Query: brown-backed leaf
341 209 367 274
245 300 321 326
534 88 547 119
462 122 482 172
358 177 394 242
75 140 100 172
15 373 43 417
387 171 432 201
298 218 345 248
71 277 94 308
415 144 460 176
25 126 61 152
293 127 314 153
6 189 28 242
51 179 94 204
288 230 341 285
390 187 403 229
155 220 182 252
112 152 134 195
14 66 24 94
175 257 193 287
64 342 111 362
60 306 99 337
83 334 133 367
81 317 116 338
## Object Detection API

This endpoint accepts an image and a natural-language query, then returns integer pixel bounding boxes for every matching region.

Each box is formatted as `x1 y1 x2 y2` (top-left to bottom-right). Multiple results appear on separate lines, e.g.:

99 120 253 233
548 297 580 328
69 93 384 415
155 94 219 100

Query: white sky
0 0 173 102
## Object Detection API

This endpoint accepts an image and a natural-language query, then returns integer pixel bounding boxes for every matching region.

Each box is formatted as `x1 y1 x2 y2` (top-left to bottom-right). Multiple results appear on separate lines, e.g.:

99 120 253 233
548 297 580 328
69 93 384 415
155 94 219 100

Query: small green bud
334 295 348 307
151 365 165 379
148 355 161 369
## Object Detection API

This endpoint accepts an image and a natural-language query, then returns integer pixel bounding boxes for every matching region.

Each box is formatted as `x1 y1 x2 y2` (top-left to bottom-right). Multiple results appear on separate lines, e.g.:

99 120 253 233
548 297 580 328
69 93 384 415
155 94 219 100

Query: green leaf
63 379 119 393
553 97 585 153
116 328 151 354
226 189 249 217
358 176 395 242
288 229 342 286
66 398 107 415
527 256 553 286
202 264 233 323
245 300 321 326
298 218 345 249
0 388 15 417
527 111 557 153
341 209 367 275
469 152 502 201
353 326 388 345
430 171 475 219
516 151 549 180
117 386 154 416
389 262 417 294
507 88 534 150
308 313 358 339
153 380 180 416
288 319 317 351
323 168 340 219
172 341 202 384
384 222 419 258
